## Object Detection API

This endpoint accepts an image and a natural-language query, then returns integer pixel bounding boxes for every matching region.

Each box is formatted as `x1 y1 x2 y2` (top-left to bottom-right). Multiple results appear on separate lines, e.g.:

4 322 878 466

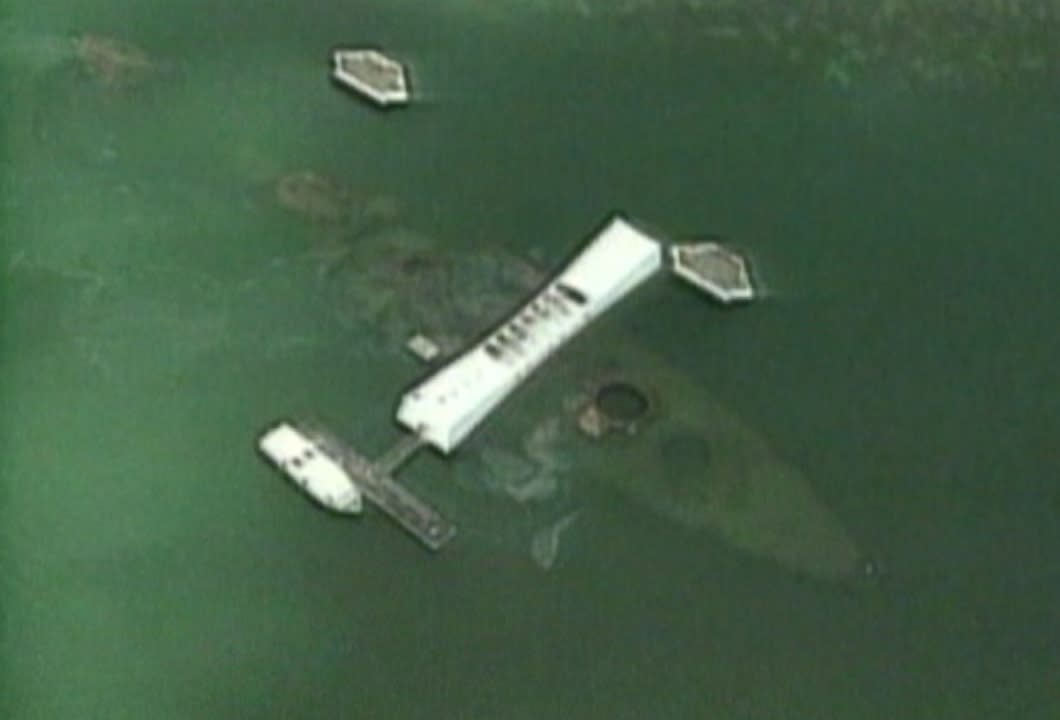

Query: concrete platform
670 241 755 304
331 48 410 107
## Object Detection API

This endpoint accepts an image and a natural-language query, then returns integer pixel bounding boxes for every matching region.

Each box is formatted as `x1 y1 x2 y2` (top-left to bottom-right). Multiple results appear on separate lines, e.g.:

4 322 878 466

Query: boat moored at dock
258 419 456 550
258 422 363 514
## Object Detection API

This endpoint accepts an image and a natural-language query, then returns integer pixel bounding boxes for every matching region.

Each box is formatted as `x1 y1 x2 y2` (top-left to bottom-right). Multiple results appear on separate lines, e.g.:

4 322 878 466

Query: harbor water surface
3 1 1059 718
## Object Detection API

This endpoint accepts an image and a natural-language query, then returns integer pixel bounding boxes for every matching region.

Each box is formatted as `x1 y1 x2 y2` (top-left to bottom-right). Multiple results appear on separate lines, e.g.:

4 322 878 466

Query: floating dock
670 241 755 303
295 421 456 551
396 215 664 454
331 49 410 107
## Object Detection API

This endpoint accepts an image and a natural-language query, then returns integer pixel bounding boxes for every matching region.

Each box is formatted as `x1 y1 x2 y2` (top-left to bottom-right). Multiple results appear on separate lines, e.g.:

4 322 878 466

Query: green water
3 2 1059 718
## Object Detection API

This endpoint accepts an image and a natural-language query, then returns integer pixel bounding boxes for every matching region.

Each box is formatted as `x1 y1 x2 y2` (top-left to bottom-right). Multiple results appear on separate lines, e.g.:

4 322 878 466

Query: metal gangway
298 422 455 551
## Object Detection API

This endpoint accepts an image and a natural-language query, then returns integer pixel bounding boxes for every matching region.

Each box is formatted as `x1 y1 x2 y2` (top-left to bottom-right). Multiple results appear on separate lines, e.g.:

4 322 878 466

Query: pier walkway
298 422 455 551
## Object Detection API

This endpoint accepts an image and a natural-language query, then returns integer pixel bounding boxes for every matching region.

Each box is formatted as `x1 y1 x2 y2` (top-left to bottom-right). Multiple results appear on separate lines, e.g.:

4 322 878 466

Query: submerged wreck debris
524 417 566 468
514 417 567 503
575 377 656 439
576 403 607 439
569 358 867 583
670 241 755 304
324 225 546 354
322 225 448 342
474 417 567 504
530 511 580 571
275 171 352 224
331 48 410 107
274 170 401 227
505 467 559 504
478 446 537 496
275 171 348 223
73 34 153 89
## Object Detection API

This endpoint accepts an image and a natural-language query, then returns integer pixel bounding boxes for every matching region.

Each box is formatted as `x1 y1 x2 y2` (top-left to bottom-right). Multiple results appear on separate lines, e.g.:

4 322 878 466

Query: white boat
396 214 664 454
331 48 410 107
257 422 363 514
